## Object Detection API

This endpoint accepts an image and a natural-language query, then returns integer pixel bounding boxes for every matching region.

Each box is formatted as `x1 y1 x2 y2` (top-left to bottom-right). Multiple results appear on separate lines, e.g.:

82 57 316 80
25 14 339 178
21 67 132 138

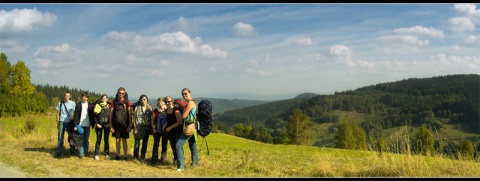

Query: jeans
152 132 168 161
79 126 90 156
94 126 110 156
134 133 150 159
175 133 198 169
168 130 181 163
56 121 75 155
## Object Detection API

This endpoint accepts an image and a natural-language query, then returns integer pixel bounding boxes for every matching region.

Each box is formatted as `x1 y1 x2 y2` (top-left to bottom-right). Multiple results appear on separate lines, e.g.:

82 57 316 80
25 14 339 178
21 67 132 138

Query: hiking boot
123 157 128 160
54 153 62 158
94 155 100 160
114 156 121 160
78 154 85 159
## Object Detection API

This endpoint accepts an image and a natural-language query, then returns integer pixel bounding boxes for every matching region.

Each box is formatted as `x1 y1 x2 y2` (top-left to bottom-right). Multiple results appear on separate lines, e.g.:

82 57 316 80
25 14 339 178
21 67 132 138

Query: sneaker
176 168 184 172
78 155 85 159
114 156 121 160
54 153 62 158
105 155 111 160
94 155 100 160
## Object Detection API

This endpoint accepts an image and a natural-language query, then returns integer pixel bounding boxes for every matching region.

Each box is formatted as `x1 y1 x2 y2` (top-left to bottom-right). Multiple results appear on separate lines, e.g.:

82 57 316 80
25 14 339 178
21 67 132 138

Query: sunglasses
119 92 125 95
165 101 171 103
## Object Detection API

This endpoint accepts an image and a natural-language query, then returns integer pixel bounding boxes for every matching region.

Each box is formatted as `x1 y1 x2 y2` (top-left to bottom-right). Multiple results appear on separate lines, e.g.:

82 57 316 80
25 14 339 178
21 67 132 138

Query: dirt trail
0 162 26 178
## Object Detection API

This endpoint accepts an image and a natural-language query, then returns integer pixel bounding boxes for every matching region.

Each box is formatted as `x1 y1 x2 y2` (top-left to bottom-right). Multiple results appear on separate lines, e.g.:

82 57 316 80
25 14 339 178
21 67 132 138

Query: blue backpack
155 110 167 133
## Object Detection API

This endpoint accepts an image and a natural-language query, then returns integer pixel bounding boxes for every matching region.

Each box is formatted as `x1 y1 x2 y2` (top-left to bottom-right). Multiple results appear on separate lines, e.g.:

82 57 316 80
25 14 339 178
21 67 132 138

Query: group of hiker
54 87 198 172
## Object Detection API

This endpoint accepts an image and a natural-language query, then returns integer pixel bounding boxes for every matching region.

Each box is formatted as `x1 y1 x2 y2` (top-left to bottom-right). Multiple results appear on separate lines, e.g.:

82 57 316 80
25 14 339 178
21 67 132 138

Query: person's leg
95 127 102 156
140 134 149 160
160 133 168 162
56 122 66 156
151 133 160 161
82 126 90 156
122 138 128 159
188 135 198 167
103 126 110 157
175 134 189 171
134 138 140 160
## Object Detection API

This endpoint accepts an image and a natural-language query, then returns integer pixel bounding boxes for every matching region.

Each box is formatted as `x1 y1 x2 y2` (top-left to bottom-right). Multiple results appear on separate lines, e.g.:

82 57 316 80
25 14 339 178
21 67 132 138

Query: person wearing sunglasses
163 96 183 165
175 88 198 172
150 97 168 165
132 94 154 161
109 87 132 160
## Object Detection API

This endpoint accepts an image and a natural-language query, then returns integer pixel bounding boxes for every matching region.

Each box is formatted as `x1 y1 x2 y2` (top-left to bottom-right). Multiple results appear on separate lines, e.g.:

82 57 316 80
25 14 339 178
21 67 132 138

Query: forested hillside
214 74 480 150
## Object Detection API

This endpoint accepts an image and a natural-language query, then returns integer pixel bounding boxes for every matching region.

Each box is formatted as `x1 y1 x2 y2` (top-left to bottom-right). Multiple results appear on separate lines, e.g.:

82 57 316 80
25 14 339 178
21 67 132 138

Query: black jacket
73 101 95 129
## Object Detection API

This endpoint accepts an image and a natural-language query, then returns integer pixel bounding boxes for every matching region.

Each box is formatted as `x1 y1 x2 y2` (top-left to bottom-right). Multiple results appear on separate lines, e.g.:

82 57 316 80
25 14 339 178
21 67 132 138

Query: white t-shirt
79 102 90 127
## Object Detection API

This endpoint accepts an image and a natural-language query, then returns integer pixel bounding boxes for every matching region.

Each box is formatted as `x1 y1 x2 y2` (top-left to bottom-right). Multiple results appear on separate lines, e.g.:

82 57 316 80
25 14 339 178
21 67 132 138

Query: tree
334 119 355 149
286 108 313 145
412 124 435 156
10 61 35 97
458 139 474 160
0 53 12 94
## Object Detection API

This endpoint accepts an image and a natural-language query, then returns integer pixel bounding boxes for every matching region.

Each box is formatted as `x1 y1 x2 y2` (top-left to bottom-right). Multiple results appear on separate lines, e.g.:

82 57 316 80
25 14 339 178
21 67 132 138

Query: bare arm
182 101 195 120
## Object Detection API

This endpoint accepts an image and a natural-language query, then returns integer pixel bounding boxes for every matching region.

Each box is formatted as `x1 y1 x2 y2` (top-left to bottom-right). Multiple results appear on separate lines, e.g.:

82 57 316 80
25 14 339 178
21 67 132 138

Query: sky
0 3 479 101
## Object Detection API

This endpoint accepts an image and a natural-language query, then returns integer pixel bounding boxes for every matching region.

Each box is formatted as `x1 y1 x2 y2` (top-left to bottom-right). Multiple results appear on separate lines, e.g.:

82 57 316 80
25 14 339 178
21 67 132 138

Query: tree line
0 53 102 117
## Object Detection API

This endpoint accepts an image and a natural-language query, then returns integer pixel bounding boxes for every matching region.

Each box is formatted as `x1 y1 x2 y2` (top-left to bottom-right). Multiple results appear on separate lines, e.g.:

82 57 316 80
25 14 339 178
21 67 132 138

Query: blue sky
0 3 479 101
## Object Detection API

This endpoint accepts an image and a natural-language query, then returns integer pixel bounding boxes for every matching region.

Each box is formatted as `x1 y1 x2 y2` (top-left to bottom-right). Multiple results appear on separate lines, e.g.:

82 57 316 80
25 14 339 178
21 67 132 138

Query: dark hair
139 94 148 102
82 92 89 98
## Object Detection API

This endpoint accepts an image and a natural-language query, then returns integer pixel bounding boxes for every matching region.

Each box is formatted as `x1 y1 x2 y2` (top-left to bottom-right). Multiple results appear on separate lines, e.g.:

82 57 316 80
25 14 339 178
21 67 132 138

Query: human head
117 87 126 99
100 93 108 103
181 88 192 101
64 90 71 101
139 94 148 105
164 96 173 108
81 92 89 102
157 97 166 109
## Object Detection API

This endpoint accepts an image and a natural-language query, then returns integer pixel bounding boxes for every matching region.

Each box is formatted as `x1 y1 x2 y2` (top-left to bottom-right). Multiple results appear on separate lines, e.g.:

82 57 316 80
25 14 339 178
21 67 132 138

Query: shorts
112 124 130 139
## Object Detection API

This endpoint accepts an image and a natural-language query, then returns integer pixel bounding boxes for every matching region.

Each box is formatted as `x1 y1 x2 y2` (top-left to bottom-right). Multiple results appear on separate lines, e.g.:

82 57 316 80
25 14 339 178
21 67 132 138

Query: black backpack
96 101 110 125
112 92 129 127
196 99 213 137
196 99 213 155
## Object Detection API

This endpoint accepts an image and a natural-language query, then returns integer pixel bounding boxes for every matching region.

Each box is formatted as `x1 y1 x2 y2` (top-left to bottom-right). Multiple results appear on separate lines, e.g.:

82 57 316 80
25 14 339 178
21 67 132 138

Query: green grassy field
0 112 478 177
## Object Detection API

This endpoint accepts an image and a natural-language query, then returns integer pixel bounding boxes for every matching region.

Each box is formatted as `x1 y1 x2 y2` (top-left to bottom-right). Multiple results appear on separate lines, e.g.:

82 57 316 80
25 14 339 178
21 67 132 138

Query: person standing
109 87 132 160
133 94 154 161
151 97 168 165
175 88 198 172
164 96 183 165
54 90 76 158
93 93 111 160
73 92 95 158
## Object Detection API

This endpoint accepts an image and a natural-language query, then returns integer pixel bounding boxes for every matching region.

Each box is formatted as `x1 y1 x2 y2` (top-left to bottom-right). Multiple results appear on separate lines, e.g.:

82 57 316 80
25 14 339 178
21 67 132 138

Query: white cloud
232 22 256 36
200 44 228 58
0 39 28 53
393 26 444 38
101 31 228 58
464 35 480 44
329 45 352 57
293 38 313 46
454 3 480 17
0 8 56 33
32 44 87 68
379 35 429 46
448 17 475 32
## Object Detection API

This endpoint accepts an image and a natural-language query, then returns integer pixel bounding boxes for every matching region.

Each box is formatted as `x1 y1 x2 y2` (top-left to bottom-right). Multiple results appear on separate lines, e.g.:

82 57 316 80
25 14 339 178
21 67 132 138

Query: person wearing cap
73 92 95 158
132 94 154 161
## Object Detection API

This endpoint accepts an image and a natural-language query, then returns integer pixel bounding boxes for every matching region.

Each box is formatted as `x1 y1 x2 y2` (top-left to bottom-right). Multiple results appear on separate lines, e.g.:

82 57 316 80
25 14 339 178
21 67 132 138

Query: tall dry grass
0 112 478 177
